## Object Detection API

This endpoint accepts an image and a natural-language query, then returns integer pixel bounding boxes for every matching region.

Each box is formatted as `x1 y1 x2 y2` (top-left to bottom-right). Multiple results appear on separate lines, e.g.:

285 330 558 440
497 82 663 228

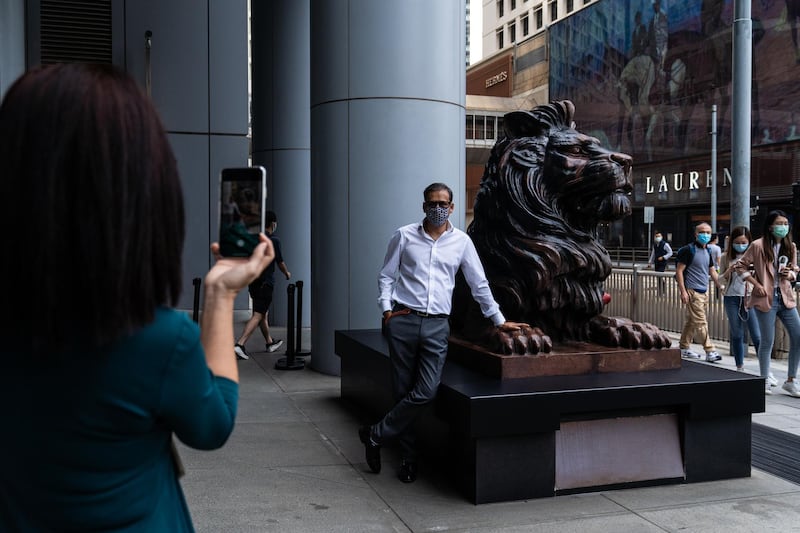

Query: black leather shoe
358 426 381 473
397 459 417 483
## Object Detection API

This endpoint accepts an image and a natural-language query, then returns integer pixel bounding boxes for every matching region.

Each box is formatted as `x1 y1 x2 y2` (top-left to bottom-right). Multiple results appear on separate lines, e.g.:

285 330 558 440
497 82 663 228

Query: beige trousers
679 289 715 352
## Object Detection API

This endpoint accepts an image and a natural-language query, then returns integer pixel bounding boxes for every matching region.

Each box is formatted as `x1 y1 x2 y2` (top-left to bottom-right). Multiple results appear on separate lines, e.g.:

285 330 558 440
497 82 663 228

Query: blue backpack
674 243 696 268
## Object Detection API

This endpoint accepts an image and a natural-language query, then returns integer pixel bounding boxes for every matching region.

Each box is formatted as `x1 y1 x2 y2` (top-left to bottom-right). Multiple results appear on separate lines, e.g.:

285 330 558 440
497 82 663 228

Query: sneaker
266 339 284 353
680 349 701 359
234 344 249 360
705 351 722 363
782 381 800 397
765 383 773 395
768 373 778 387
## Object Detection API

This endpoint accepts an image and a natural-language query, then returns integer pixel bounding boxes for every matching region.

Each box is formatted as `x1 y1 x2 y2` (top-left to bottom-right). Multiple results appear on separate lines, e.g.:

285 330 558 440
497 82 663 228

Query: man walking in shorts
234 211 291 359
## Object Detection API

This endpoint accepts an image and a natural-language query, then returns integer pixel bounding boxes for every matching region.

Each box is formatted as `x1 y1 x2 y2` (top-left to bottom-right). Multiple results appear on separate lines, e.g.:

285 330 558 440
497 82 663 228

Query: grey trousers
372 312 449 461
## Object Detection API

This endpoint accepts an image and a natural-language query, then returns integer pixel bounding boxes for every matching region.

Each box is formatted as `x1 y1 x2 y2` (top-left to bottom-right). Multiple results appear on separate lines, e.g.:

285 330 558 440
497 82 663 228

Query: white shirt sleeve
377 230 402 313
460 238 505 326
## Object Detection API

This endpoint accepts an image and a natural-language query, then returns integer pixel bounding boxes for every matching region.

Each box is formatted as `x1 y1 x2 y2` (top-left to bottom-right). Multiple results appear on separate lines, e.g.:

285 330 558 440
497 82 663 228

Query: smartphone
218 166 267 257
779 255 789 271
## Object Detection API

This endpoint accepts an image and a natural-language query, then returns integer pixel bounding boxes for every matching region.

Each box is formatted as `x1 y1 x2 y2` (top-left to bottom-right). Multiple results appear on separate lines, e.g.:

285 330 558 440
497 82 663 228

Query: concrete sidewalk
677 332 800 437
179 324 800 532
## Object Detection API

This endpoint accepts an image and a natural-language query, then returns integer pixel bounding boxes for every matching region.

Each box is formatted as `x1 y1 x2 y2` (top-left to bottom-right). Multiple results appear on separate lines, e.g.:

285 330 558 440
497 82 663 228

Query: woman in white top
720 226 761 371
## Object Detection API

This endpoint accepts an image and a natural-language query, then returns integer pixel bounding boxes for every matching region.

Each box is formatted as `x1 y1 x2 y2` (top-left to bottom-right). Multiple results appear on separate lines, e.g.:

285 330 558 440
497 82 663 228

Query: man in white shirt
647 230 673 296
359 182 526 484
708 234 722 272
647 231 673 272
708 233 723 299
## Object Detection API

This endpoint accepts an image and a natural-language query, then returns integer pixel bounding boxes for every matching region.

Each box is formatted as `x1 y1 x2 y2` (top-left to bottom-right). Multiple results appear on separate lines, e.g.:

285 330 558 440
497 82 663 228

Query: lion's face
543 127 633 225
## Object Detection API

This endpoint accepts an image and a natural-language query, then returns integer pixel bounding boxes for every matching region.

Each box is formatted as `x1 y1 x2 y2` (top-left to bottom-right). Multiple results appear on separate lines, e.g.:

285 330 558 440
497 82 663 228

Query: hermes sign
485 71 508 88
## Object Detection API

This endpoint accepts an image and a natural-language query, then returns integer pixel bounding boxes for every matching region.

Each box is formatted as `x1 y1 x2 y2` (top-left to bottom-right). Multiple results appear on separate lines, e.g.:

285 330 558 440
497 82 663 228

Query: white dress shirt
378 220 505 326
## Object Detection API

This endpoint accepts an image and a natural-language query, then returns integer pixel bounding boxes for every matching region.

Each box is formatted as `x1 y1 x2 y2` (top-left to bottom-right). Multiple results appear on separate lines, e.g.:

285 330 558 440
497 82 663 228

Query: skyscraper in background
466 0 471 66
468 0 483 65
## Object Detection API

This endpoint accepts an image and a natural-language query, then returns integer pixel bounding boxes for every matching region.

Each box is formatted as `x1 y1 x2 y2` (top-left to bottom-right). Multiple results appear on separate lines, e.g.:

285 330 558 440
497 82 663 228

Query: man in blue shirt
359 182 526 483
675 221 723 362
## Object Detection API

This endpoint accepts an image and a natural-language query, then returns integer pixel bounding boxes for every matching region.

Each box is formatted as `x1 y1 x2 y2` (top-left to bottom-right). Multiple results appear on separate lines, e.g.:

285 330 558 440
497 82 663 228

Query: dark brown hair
761 210 792 265
724 225 751 262
0 63 184 353
423 182 453 202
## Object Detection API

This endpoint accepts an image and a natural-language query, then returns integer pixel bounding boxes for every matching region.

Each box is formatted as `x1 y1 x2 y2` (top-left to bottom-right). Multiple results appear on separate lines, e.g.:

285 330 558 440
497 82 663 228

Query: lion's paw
588 316 672 350
492 325 553 355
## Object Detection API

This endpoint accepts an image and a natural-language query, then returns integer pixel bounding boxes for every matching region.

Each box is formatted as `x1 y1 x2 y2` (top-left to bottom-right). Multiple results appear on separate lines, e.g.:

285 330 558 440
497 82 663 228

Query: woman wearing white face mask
734 210 800 396
720 226 761 371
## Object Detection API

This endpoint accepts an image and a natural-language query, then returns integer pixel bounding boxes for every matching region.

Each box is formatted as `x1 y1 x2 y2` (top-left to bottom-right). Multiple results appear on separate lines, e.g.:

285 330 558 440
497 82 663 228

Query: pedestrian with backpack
675 221 723 362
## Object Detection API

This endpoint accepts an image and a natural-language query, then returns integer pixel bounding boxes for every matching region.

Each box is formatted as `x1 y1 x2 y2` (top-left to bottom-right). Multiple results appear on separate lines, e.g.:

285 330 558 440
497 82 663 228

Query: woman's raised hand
206 233 275 295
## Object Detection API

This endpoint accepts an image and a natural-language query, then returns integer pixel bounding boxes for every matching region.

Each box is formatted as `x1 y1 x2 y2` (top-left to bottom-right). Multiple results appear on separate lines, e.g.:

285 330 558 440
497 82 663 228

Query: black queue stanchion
275 283 305 370
191 277 202 323
294 280 311 357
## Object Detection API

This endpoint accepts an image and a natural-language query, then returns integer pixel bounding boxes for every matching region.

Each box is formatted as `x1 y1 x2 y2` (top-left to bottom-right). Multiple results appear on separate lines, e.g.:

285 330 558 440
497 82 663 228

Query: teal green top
0 308 238 532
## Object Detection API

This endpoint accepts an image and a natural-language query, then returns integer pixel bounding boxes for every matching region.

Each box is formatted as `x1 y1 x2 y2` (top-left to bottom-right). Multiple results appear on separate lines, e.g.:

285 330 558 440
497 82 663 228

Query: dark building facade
468 0 800 248
548 0 799 247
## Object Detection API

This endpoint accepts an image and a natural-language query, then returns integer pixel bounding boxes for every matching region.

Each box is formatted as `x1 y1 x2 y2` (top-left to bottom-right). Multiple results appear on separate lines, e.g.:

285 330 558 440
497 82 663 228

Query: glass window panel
475 115 486 140
486 116 496 139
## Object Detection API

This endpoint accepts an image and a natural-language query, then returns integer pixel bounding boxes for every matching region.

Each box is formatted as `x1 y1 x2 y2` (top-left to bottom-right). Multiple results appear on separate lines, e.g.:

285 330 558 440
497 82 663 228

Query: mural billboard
549 0 800 163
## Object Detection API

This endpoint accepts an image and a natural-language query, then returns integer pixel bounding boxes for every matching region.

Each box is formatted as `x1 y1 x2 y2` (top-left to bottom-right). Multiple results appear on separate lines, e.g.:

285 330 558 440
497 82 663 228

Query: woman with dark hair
735 210 800 396
720 226 761 371
0 63 274 531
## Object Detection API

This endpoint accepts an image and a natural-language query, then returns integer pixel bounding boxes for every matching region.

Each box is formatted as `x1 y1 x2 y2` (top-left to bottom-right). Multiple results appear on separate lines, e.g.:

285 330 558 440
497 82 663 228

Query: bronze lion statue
451 100 670 354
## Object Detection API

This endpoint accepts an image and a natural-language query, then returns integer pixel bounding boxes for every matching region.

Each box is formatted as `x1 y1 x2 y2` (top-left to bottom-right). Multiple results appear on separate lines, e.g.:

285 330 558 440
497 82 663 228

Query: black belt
393 304 448 319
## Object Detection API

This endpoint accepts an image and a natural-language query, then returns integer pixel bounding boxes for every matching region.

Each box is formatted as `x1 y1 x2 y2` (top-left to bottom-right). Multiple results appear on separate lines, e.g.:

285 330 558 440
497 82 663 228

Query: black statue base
336 329 765 504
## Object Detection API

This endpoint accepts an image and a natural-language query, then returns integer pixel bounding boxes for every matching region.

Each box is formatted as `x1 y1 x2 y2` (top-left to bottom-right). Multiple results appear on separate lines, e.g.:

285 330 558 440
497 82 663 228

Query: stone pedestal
336 329 765 504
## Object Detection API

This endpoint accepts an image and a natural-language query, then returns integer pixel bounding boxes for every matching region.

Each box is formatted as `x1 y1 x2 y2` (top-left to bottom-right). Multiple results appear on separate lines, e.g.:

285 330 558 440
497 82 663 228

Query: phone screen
218 166 267 257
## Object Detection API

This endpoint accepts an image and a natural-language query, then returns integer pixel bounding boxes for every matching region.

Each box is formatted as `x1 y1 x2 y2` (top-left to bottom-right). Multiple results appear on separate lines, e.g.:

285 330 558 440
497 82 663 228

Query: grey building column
251 0 312 328
0 0 26 98
310 0 466 375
